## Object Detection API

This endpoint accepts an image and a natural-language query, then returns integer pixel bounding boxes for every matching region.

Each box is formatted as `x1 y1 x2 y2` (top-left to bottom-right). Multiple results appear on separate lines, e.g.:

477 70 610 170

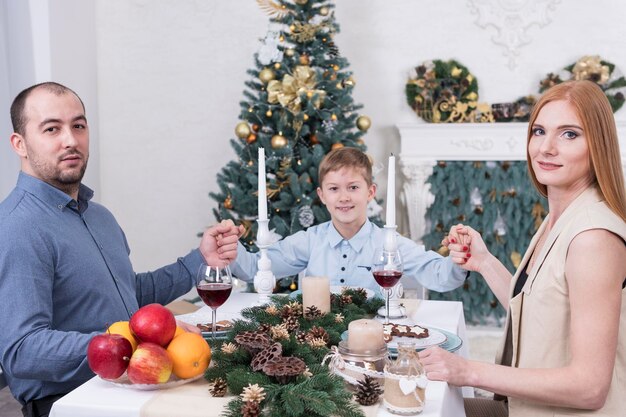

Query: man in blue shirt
0 82 240 417
230 147 468 293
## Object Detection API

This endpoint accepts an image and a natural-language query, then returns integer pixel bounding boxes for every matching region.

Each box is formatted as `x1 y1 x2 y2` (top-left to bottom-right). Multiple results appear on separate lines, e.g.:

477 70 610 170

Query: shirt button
340 279 345 283
341 267 345 271
58 205 63 209
343 254 347 259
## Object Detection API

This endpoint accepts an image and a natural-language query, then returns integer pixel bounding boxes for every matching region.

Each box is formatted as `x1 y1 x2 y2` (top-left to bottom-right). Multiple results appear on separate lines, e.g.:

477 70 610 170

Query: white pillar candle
301 276 330 314
386 154 395 227
348 319 385 353
258 147 268 221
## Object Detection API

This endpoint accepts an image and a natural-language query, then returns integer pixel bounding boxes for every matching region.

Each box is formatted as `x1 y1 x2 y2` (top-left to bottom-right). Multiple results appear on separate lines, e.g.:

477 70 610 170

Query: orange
107 321 139 351
166 332 211 379
173 326 186 339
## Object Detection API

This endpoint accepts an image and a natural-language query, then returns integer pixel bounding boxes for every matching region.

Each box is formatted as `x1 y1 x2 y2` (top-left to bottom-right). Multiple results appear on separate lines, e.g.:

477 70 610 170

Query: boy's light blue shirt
230 220 466 293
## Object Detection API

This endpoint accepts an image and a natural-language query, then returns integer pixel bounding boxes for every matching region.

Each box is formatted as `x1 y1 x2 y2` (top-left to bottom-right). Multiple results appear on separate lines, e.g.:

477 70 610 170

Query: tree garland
205 289 384 416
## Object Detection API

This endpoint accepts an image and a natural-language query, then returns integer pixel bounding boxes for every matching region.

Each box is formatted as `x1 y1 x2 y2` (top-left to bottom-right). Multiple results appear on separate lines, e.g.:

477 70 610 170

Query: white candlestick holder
253 219 276 304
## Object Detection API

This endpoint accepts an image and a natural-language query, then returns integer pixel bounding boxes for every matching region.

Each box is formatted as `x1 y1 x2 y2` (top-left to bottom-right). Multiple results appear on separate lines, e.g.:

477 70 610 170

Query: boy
230 147 467 293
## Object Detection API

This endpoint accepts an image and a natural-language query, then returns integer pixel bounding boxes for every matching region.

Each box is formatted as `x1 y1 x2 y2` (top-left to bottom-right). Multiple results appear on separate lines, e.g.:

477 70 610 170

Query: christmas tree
211 0 382 264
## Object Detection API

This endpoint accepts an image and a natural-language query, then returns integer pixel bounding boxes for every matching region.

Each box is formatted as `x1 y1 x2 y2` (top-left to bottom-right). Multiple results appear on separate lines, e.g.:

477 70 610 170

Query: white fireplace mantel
398 122 626 243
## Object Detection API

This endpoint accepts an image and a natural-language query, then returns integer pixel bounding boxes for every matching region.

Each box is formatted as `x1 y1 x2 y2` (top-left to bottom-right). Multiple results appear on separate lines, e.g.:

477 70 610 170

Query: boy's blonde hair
318 147 373 186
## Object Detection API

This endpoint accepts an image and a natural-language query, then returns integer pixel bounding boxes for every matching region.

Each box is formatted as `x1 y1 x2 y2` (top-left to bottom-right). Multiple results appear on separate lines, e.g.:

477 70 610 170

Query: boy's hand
199 220 244 267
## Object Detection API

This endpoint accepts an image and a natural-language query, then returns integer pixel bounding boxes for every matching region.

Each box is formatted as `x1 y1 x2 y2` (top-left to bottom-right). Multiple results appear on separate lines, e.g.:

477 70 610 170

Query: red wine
373 270 402 288
197 283 232 308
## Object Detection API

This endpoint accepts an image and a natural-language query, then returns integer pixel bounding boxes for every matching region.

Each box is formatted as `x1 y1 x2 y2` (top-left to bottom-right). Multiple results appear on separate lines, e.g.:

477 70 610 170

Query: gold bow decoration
267 65 326 114
290 21 332 43
572 55 610 85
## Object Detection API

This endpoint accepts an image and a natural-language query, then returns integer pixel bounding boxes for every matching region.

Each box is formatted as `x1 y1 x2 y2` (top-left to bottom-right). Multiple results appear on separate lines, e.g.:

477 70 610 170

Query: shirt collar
16 171 94 211
326 220 372 252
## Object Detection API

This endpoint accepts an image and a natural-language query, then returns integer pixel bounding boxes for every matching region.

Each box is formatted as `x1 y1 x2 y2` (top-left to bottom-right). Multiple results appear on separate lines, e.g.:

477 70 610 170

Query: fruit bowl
101 372 204 391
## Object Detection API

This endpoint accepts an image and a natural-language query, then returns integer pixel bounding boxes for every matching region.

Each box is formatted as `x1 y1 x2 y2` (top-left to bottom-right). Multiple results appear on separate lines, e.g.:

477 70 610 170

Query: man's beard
29 151 89 196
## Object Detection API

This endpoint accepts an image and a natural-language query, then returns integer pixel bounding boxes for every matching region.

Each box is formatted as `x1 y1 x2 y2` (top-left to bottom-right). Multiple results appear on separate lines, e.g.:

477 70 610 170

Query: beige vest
496 187 626 417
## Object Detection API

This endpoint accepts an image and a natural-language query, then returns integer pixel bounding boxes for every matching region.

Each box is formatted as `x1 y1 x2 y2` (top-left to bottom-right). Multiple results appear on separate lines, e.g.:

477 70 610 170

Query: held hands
199 220 245 267
442 224 490 273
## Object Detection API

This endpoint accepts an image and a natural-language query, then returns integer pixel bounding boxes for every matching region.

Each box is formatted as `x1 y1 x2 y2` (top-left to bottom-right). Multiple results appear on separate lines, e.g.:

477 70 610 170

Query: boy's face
317 167 376 232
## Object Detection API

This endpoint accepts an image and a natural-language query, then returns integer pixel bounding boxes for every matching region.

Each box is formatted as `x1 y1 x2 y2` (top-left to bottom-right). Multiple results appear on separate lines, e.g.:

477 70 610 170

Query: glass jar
328 340 388 388
383 341 427 415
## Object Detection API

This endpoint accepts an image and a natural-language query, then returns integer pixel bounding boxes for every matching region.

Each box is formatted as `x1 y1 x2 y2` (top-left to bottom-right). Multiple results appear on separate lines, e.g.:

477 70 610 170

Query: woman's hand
419 346 473 387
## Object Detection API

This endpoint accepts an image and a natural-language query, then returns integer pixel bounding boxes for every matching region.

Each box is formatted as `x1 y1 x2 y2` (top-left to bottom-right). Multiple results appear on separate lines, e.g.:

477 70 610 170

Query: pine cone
257 323 272 334
340 294 353 306
241 401 261 417
282 314 300 331
304 305 322 319
306 326 329 343
209 377 228 397
241 383 266 403
354 375 383 406
295 330 307 344
281 302 302 320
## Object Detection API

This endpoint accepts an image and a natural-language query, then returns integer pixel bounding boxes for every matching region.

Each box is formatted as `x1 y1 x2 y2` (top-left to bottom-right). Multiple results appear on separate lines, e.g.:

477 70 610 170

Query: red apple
127 342 173 384
87 333 132 380
130 303 176 347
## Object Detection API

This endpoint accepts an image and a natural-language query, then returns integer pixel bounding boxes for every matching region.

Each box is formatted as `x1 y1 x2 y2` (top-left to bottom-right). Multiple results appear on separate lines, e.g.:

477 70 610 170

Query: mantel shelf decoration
402 55 626 324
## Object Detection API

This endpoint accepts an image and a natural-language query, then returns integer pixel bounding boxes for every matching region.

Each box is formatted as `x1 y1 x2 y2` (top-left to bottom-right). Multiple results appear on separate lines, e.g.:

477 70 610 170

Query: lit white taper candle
258 147 268 221
386 154 395 227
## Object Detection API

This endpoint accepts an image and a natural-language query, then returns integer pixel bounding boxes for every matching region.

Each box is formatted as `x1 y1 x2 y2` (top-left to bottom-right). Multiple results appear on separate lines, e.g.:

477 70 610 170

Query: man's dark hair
10 81 85 136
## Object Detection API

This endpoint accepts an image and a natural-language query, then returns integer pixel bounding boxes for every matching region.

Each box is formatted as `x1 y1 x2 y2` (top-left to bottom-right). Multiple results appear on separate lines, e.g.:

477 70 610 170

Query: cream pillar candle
301 276 330 314
347 319 385 353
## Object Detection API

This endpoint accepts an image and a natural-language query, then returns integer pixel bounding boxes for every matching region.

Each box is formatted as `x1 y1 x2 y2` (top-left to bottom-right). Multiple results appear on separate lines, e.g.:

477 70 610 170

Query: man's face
13 88 89 194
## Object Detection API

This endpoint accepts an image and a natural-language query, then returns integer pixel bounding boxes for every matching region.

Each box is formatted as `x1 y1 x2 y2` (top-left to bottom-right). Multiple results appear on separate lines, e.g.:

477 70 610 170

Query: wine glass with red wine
196 263 233 339
372 249 403 324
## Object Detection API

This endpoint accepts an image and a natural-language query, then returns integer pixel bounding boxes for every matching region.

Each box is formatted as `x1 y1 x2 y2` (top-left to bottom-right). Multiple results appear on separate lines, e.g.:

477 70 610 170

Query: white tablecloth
50 293 469 417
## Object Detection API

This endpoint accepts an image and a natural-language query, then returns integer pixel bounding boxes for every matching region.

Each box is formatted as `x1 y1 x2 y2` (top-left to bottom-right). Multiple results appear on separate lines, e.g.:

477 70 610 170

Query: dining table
50 291 471 417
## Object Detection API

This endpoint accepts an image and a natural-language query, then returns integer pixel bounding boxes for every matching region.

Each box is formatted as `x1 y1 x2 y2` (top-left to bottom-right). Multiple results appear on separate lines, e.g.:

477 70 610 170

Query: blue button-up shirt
230 220 466 293
0 172 204 404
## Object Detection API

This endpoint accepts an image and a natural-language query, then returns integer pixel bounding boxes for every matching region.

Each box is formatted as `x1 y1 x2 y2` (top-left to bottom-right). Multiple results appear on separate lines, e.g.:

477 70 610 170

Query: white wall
3 0 626 273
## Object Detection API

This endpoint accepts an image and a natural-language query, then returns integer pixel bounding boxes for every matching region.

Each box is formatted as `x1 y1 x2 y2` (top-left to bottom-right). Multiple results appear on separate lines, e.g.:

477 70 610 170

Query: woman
420 80 626 417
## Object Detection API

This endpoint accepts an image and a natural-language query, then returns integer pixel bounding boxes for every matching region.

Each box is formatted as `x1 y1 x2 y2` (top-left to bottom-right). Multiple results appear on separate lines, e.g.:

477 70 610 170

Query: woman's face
529 100 592 195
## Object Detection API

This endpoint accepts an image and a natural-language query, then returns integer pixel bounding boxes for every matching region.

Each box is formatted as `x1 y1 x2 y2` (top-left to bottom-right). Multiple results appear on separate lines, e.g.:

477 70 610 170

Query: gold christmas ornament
335 82 343 89
224 196 233 209
294 0 308 4
259 68 276 84
333 64 339 71
279 35 285 42
266 110 273 117
289 24 296 32
303 114 309 121
273 62 281 69
289 281 297 290
271 134 288 149
251 123 260 132
299 54 310 65
330 114 337 121
356 115 371 131
285 48 295 57
331 142 344 150
235 122 251 139
344 76 355 87
320 6 329 16
246 133 257 144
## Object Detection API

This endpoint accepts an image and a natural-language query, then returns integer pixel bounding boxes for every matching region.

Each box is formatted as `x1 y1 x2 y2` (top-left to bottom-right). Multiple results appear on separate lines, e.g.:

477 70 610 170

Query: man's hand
199 220 245 267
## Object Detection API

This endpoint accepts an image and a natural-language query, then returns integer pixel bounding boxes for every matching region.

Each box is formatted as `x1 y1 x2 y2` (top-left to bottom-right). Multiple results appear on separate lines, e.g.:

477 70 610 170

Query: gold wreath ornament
267 66 326 113
572 55 610 85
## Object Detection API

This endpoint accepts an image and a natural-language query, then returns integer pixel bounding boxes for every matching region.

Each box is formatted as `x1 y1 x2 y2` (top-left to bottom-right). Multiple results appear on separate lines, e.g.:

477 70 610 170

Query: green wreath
405 59 482 123
539 55 626 113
